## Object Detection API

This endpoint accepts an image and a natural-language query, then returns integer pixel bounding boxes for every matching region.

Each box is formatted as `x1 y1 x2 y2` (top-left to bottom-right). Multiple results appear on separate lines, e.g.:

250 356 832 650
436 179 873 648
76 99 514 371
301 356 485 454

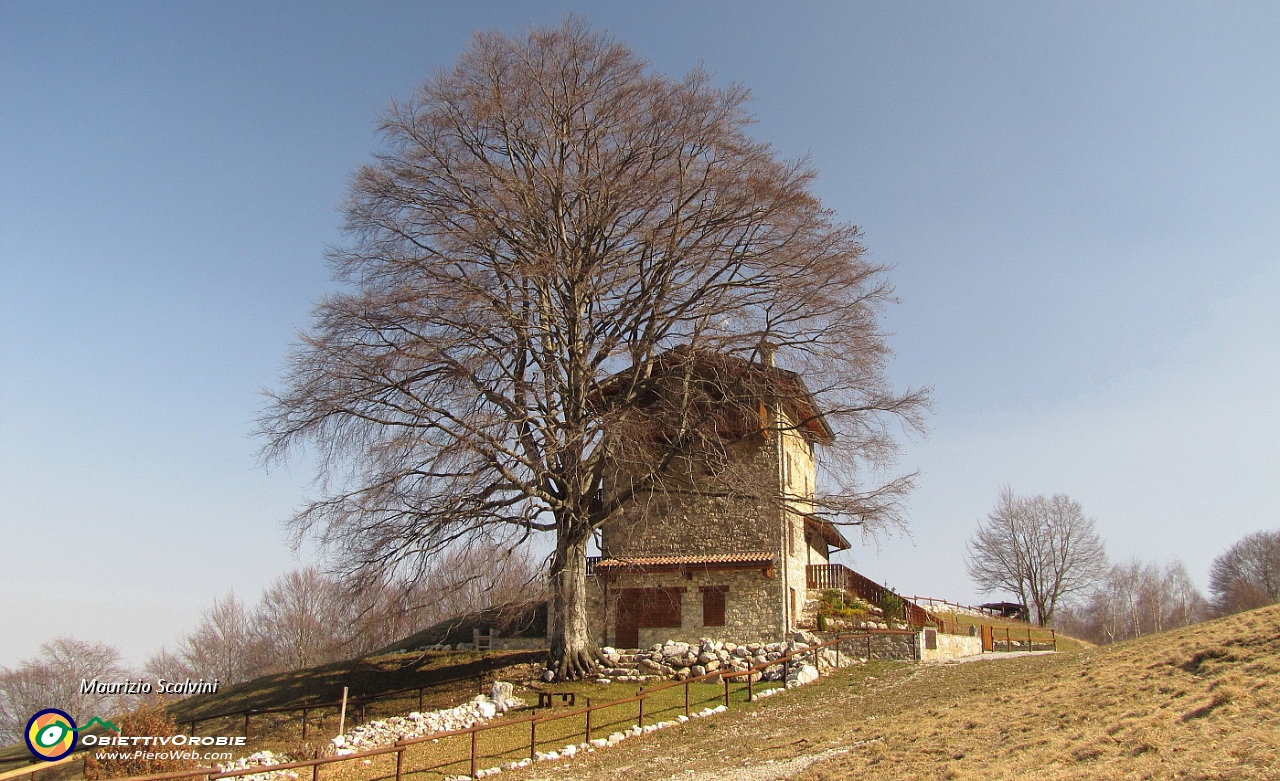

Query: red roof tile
593 552 775 571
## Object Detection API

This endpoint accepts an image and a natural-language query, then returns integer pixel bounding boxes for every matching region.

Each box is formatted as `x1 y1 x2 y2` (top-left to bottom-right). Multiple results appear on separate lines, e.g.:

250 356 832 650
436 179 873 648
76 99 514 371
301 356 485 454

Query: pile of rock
332 682 523 755
444 706 733 781
592 633 854 684
216 750 298 781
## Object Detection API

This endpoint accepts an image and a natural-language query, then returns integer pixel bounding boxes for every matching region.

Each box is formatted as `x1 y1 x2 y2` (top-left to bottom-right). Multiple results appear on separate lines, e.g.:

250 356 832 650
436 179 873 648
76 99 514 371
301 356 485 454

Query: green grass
307 675 797 781
0 650 543 773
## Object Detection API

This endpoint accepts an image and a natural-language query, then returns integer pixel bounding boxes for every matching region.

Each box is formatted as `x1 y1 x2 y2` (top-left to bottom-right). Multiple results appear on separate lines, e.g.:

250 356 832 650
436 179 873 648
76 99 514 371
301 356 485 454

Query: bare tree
1209 529 1280 615
143 647 193 687
253 568 347 672
259 19 926 679
174 593 267 685
1056 558 1209 644
966 488 1108 626
0 638 133 744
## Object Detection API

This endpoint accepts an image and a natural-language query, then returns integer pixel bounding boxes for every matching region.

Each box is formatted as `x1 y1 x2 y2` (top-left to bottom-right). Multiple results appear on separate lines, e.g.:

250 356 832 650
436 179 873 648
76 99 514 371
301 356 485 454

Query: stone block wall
602 488 778 557
918 630 981 661
587 568 787 648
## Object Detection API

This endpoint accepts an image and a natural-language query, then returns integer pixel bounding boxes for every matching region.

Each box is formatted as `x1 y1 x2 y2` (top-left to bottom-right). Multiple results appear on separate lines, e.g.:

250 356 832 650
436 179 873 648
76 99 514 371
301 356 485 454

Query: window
615 587 684 648
700 586 727 626
619 587 683 627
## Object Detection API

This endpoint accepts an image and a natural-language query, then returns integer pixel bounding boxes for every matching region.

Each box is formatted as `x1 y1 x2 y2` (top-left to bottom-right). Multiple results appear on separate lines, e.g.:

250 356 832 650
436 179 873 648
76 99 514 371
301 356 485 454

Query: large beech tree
260 20 926 679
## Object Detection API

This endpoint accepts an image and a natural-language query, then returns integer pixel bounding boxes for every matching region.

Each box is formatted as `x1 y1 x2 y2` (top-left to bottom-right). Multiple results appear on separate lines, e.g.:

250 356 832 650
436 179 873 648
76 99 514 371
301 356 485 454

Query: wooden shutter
619 587 684 631
700 586 727 627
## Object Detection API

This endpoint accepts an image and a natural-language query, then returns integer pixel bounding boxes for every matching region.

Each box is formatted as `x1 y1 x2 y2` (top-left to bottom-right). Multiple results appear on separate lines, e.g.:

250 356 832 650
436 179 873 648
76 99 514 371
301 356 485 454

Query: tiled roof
593 552 775 571
802 513 852 551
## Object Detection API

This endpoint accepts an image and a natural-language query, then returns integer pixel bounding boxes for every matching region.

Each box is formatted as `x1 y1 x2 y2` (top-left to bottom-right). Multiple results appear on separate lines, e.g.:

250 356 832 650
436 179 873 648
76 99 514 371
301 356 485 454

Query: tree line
0 547 540 745
967 487 1280 644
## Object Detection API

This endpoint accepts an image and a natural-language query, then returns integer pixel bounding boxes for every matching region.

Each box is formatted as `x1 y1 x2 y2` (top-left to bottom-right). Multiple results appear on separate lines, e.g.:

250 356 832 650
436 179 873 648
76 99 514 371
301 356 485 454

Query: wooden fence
87 631 906 781
980 625 1056 653
176 671 490 741
0 662 520 781
805 565 932 627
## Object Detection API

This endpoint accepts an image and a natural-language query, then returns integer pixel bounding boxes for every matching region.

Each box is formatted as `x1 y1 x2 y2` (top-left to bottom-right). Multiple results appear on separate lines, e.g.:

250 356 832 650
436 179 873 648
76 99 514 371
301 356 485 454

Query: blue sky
2 1 1277 668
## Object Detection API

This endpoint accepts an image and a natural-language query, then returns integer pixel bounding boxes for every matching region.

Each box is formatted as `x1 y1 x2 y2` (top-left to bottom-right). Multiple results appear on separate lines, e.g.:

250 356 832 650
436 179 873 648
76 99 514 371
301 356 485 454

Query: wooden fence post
723 675 730 707
395 746 404 781
585 697 592 743
301 707 308 740
470 729 478 778
638 692 644 728
243 711 250 739
417 688 423 712
684 680 690 718
529 719 537 760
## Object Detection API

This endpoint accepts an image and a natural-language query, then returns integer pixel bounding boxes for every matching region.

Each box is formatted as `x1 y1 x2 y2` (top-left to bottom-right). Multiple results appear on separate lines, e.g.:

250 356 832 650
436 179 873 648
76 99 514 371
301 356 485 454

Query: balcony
806 563 930 628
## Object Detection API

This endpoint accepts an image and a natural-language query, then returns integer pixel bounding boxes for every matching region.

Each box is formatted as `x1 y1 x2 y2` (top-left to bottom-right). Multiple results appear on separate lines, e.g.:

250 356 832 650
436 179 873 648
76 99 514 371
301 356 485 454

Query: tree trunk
547 530 600 681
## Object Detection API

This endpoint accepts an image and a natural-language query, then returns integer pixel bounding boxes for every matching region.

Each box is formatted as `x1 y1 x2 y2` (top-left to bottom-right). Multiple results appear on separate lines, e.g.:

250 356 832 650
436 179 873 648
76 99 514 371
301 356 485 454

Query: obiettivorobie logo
24 710 120 761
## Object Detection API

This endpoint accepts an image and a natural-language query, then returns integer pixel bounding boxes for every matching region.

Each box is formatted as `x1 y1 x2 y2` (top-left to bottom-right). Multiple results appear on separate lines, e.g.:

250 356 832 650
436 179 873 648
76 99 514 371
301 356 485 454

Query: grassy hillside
375 601 547 655
0 650 544 772
6 605 1274 780
496 604 1280 781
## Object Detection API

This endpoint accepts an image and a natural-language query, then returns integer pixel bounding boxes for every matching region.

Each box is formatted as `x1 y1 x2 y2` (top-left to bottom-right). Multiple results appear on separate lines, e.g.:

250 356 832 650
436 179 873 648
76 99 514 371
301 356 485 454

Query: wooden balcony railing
806 564 931 628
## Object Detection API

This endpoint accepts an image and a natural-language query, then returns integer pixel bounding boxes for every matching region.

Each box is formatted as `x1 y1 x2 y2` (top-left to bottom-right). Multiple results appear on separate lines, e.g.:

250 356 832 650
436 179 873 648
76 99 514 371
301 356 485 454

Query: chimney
758 341 776 367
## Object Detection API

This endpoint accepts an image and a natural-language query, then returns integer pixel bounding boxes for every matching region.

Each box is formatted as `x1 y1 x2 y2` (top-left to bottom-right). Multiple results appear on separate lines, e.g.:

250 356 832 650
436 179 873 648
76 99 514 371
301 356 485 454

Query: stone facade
590 357 847 648
586 567 785 648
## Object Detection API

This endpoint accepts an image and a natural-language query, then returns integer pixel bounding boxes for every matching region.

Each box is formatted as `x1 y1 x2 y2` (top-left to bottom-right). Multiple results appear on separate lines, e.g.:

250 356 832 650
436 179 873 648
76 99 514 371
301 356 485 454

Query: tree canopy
260 19 926 678
966 488 1108 626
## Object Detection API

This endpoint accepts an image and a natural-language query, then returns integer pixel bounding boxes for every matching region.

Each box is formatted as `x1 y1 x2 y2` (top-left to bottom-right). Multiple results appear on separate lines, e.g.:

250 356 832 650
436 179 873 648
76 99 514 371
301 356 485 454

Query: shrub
879 592 905 624
83 703 198 780
816 589 872 621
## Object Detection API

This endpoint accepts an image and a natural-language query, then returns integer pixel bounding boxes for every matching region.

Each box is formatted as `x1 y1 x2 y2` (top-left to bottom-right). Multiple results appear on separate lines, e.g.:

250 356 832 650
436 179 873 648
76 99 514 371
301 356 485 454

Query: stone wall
919 630 981 661
810 631 919 662
588 568 787 647
601 486 778 557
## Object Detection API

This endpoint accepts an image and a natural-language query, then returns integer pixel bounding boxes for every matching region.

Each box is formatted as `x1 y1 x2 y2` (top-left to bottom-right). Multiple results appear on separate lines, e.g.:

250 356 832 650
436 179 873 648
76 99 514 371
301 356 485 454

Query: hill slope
502 604 1280 781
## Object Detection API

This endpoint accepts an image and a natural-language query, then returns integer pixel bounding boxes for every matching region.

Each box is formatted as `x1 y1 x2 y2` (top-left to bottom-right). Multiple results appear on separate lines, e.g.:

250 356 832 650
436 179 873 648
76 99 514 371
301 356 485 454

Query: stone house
585 350 854 649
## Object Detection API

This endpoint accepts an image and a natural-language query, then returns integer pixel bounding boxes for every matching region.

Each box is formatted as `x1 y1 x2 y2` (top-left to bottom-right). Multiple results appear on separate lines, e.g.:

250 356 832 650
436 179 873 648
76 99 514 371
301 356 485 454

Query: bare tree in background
336 544 546 655
0 638 133 745
174 593 267 685
254 568 347 672
967 487 1108 626
143 647 192 687
409 544 544 626
1209 529 1280 615
259 19 926 678
1057 558 1209 644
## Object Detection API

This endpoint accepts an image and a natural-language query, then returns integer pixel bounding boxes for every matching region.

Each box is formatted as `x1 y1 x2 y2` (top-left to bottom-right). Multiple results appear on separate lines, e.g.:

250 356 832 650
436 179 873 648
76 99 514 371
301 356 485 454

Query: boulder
488 681 514 706
786 663 820 688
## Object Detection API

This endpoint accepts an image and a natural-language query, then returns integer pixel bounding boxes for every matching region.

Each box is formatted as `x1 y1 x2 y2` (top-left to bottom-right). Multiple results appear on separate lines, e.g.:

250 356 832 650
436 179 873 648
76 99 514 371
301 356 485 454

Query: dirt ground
499 605 1280 781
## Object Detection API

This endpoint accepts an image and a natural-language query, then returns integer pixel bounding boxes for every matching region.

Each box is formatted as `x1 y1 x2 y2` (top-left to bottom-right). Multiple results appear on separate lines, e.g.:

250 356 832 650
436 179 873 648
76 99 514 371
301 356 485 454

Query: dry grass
489 605 1280 781
9 608 1276 781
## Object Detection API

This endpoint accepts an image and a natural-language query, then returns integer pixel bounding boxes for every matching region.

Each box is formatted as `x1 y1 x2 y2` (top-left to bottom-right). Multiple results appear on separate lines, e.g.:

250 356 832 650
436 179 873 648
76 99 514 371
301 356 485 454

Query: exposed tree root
550 645 602 681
